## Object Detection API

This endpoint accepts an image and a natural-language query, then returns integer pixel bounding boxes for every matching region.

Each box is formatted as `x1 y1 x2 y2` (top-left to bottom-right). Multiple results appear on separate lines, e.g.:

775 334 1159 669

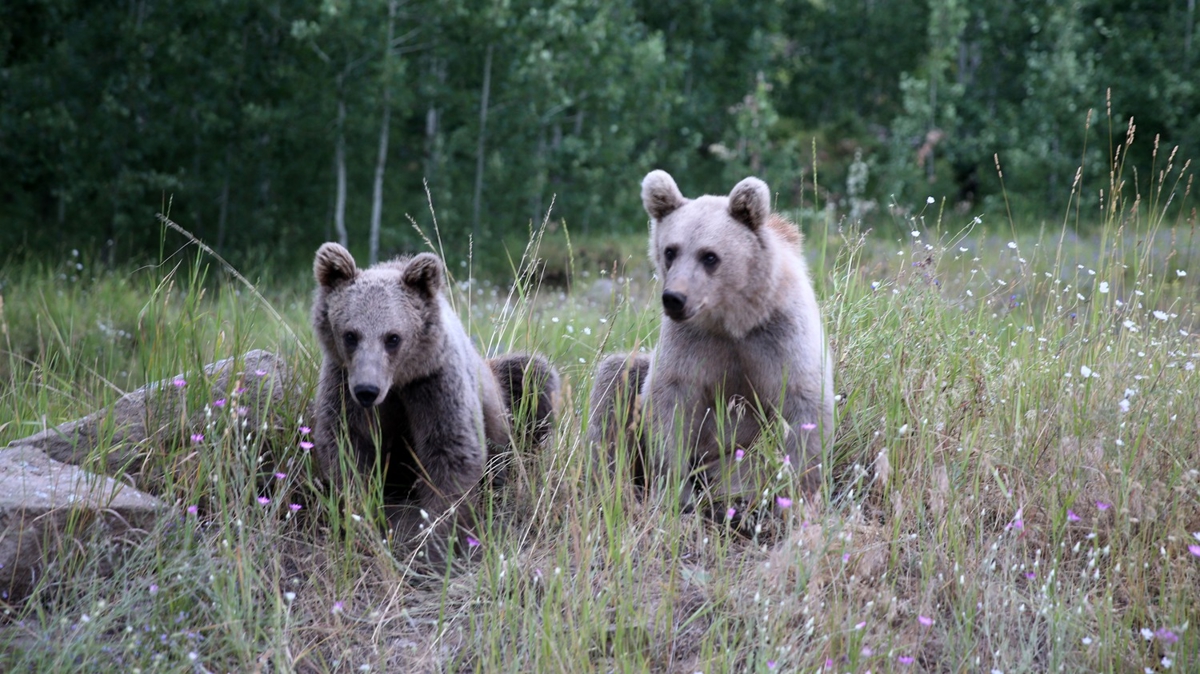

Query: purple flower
190 433 204 444
212 398 226 408
726 507 737 519
149 584 159 595
1067 509 1081 522
898 656 914 665
299 441 314 451
861 646 873 656
274 472 287 480
1156 628 1179 644
172 378 187 388
234 387 246 395
1025 571 1036 580
289 503 302 512
299 426 311 435
186 505 198 515
800 422 817 431
918 615 933 627
767 661 776 670
255 369 268 377
1096 501 1110 511
854 621 866 630
782 454 791 466
734 449 745 462
776 496 792 509
1006 509 1024 531
466 535 481 548
237 406 249 417
1189 544 1200 558
257 496 270 505
331 601 344 614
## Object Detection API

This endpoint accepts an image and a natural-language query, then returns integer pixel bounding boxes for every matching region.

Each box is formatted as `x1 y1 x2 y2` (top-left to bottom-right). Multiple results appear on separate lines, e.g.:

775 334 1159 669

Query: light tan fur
589 171 834 503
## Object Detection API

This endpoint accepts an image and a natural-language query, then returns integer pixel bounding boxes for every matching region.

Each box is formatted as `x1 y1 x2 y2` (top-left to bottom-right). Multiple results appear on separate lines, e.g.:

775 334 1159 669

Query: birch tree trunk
368 0 397 265
472 44 494 244
334 74 349 247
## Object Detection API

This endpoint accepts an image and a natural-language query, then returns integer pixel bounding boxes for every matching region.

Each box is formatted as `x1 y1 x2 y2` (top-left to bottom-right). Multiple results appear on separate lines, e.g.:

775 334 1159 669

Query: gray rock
0 446 163 602
7 349 309 488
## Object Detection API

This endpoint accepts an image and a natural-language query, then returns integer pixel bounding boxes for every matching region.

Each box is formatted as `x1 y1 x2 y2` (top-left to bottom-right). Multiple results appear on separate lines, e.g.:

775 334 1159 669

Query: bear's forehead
328 276 412 317
659 196 752 246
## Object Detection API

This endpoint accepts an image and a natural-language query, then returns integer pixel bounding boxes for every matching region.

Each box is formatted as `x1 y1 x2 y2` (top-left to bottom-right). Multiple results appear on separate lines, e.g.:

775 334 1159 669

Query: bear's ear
314 243 358 288
641 170 687 221
727 176 771 231
402 252 444 298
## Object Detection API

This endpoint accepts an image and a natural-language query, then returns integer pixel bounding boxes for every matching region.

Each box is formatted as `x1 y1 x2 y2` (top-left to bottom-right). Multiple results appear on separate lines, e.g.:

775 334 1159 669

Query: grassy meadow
2 151 1199 673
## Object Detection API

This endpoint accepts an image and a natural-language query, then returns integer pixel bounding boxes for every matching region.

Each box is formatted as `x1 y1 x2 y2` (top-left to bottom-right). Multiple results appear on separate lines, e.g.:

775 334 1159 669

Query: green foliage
1 0 1198 266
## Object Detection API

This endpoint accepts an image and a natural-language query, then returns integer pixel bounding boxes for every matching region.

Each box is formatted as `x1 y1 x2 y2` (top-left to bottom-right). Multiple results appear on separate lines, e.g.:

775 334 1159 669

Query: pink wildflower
1156 628 1179 644
1067 509 1081 522
466 535 481 548
800 422 817 431
257 496 270 505
898 656 914 665
776 496 792 509
918 615 933 627
172 378 187 388
289 503 302 512
190 433 204 444
734 448 744 462
299 441 314 450
726 507 737 519
299 426 311 435
1096 501 1110 511
212 398 226 408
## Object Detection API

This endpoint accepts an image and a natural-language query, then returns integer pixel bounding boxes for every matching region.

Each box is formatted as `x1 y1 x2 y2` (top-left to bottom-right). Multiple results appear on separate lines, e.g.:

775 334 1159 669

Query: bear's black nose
353 384 381 407
662 290 688 319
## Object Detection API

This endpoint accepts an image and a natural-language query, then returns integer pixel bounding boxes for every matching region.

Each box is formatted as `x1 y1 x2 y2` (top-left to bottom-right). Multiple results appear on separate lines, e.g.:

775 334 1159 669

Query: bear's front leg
780 384 833 493
399 372 486 549
646 376 710 508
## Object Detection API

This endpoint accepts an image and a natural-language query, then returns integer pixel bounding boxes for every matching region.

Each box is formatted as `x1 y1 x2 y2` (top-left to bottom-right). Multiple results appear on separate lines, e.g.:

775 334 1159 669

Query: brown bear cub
589 171 834 506
311 243 558 539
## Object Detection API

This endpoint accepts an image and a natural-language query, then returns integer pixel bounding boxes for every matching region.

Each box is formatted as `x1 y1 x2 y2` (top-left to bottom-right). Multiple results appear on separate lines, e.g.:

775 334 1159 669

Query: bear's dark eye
343 331 359 350
384 333 401 351
663 246 677 265
700 251 720 269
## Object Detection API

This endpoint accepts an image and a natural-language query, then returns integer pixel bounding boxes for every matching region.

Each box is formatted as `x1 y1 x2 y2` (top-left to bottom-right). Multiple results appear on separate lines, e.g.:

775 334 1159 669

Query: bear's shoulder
766 213 804 250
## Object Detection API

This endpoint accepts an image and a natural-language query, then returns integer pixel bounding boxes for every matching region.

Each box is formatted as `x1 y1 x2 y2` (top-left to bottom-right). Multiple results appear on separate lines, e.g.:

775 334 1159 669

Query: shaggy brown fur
311 243 559 547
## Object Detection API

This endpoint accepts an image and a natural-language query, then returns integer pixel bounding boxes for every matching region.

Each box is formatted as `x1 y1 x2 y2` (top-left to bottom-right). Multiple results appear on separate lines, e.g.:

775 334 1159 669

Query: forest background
2 0 1198 269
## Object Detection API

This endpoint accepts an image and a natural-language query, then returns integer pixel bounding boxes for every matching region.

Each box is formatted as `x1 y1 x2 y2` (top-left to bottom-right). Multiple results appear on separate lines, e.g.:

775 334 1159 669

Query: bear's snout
352 383 382 407
662 290 689 321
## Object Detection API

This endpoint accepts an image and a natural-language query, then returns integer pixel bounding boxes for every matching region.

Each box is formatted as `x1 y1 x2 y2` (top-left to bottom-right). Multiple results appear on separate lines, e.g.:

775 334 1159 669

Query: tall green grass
2 120 1198 672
